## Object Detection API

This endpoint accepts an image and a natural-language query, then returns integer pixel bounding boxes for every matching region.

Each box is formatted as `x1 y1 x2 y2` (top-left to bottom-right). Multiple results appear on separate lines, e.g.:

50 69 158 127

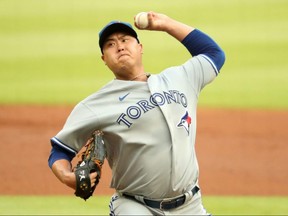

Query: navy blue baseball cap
99 21 139 53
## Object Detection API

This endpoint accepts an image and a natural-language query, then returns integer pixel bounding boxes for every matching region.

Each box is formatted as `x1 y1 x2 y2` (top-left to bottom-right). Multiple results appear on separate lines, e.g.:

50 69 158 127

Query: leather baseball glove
73 130 106 201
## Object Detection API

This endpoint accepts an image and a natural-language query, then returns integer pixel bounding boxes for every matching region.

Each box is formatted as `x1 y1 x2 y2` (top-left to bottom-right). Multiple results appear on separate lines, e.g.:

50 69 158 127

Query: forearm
145 12 195 42
163 18 195 42
51 159 76 190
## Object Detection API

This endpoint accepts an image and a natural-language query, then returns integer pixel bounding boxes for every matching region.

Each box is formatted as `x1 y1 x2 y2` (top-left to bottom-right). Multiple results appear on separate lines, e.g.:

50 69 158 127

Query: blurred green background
0 0 287 108
1 196 288 215
0 0 288 215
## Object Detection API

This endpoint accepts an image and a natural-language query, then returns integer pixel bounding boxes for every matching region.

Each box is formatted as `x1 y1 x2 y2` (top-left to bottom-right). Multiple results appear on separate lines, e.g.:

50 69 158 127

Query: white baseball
135 12 149 29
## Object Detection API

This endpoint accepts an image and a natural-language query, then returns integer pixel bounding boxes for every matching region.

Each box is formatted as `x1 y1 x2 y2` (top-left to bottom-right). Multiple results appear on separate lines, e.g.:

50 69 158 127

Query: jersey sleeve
50 102 99 154
48 144 75 168
185 55 217 96
182 29 226 72
156 55 216 99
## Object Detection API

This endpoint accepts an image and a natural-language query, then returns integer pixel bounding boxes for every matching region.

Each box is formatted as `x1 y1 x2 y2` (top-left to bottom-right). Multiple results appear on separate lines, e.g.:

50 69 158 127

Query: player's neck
130 73 150 81
114 69 150 82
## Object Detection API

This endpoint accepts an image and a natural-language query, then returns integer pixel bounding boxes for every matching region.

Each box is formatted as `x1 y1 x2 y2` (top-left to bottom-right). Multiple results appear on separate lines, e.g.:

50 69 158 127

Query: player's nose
117 46 125 52
117 43 125 52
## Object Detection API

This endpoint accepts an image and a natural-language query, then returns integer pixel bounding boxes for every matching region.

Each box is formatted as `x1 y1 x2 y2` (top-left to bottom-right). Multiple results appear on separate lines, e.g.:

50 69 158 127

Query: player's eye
106 41 116 47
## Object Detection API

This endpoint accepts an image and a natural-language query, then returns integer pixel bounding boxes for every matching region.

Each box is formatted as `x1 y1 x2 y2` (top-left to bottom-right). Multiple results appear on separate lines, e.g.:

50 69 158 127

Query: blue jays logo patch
177 111 191 135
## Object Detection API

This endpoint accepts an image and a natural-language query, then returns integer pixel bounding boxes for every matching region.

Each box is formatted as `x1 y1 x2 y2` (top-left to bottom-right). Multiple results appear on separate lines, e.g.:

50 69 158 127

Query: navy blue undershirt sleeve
48 144 75 169
182 29 225 71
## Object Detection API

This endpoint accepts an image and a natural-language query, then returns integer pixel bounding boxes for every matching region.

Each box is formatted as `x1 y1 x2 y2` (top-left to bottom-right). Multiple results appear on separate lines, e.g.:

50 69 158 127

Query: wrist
62 171 76 189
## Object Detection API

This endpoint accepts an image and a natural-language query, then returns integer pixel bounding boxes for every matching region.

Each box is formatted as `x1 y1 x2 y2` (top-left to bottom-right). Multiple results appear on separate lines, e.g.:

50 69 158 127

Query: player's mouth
118 53 130 59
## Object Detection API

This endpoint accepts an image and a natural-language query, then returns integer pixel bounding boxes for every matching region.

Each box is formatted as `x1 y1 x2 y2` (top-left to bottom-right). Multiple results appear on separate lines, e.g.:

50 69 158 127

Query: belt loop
184 185 199 204
134 195 145 204
184 189 193 204
187 189 193 197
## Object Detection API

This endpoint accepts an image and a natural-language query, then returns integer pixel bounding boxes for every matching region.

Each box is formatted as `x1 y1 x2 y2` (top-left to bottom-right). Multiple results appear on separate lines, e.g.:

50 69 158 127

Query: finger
90 172 97 187
90 172 97 178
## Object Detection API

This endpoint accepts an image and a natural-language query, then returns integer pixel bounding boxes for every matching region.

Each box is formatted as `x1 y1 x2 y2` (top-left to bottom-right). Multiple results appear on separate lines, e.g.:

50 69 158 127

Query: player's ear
101 55 107 65
139 43 143 54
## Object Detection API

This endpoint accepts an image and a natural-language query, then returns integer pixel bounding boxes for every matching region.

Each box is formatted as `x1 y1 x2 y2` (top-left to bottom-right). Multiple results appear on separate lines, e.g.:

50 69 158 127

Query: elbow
218 49 226 71
208 48 226 72
48 144 75 169
48 154 54 169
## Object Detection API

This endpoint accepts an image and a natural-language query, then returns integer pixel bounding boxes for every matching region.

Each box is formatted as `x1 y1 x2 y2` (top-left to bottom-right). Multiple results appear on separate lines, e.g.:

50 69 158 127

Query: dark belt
123 186 199 210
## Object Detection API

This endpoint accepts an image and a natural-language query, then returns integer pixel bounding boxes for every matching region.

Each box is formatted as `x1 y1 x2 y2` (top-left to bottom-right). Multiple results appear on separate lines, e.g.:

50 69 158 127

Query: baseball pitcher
48 11 225 215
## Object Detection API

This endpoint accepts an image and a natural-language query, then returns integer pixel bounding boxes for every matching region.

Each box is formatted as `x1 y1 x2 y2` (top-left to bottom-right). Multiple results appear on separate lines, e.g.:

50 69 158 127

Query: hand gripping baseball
73 130 106 201
134 11 171 31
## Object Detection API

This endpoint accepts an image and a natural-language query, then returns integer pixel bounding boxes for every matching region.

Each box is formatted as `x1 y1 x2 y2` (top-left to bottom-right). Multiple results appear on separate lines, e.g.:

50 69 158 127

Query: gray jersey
51 55 218 199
